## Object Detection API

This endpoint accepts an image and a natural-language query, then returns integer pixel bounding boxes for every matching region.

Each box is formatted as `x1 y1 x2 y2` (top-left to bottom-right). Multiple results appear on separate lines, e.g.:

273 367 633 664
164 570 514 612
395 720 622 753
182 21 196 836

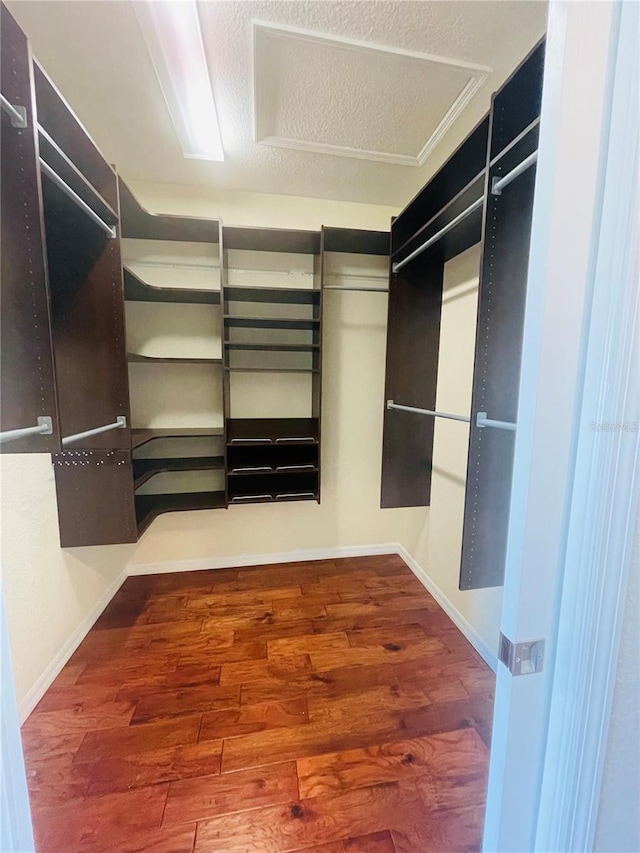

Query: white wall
0 455 135 712
400 245 503 660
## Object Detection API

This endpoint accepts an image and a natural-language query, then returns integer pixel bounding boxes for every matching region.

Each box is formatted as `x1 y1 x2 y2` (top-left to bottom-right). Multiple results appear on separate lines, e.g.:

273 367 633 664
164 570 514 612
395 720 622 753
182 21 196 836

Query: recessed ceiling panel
254 22 491 166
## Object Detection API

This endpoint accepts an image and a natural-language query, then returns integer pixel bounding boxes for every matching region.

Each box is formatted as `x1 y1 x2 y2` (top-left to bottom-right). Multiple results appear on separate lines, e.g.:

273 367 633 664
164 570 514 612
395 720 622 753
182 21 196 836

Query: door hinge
499 632 545 675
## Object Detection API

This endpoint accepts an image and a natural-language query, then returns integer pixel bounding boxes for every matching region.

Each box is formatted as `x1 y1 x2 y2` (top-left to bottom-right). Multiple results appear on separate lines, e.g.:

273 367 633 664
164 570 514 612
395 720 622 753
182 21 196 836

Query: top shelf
322 227 390 256
119 179 219 243
223 225 320 255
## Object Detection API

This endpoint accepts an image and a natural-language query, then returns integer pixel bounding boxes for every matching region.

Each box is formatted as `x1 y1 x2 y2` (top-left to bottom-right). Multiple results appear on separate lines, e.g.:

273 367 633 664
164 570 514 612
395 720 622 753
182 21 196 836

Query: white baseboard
19 568 128 723
396 544 498 671
127 543 399 576
128 541 497 671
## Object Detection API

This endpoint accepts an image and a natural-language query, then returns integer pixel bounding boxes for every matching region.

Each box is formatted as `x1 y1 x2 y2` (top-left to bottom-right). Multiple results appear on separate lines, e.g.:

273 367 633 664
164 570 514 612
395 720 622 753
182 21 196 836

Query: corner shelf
133 456 224 489
135 490 226 536
128 353 222 365
124 268 220 305
131 427 224 451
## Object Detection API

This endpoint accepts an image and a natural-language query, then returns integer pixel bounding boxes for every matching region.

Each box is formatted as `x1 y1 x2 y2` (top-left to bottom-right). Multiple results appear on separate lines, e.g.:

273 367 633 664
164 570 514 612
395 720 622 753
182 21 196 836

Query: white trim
252 20 490 168
396 545 498 671
127 543 399 576
18 569 128 723
535 3 640 848
128 542 497 672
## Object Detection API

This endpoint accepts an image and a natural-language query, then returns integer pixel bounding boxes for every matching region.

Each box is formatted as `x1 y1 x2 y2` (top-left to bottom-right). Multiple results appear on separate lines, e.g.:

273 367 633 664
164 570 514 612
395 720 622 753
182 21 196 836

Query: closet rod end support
490 175 503 196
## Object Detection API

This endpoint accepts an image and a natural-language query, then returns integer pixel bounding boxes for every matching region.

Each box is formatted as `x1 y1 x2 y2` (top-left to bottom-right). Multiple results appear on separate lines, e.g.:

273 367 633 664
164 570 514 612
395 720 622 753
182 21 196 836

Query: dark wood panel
223 225 320 255
44 175 132 451
118 178 219 243
460 129 538 590
53 451 137 546
33 62 118 210
381 252 444 508
322 227 390 256
0 4 59 453
490 39 545 160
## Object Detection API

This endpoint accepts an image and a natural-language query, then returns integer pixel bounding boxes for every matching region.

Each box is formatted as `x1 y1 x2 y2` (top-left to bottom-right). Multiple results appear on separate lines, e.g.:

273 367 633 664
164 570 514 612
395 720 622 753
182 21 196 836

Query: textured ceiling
7 0 547 207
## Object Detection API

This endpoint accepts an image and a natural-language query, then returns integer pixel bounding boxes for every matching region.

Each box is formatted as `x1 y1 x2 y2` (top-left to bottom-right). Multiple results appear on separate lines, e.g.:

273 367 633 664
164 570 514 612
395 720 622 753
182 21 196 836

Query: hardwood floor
21 555 494 853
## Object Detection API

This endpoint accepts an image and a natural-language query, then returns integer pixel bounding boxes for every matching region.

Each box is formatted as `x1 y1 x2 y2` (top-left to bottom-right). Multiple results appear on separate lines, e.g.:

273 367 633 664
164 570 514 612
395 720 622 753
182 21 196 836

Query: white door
483 2 640 851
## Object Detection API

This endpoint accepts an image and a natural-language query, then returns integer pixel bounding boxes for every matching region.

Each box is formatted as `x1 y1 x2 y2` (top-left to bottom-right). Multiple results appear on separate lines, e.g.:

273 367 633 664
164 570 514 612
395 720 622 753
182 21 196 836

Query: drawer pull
275 437 316 444
230 438 272 444
231 466 272 473
275 492 316 500
276 464 315 471
231 494 273 502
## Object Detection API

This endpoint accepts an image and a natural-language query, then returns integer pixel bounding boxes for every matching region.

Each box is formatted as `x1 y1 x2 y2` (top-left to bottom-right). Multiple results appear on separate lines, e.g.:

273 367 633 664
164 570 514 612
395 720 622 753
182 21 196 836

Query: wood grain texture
22 556 493 852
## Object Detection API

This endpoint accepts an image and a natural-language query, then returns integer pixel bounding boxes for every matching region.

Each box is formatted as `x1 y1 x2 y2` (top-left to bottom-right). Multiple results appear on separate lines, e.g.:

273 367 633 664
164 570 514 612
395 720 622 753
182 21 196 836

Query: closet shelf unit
119 180 226 535
222 225 323 505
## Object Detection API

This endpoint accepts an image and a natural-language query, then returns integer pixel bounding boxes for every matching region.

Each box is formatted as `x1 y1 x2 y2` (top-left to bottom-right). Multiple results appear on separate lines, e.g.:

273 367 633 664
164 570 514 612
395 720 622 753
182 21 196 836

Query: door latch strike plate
499 633 545 676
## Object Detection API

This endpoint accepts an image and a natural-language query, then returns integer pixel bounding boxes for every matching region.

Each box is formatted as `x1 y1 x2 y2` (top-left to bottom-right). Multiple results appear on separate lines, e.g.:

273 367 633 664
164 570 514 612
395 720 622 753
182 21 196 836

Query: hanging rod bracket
0 416 53 445
1 94 27 128
491 150 538 196
476 412 517 431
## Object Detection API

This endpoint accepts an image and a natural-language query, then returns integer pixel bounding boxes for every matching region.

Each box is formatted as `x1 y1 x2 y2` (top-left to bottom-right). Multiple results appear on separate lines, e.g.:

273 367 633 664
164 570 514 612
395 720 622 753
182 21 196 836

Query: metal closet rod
491 150 538 196
392 196 484 274
0 417 53 445
62 416 126 447
387 401 517 431
39 159 116 239
386 400 470 423
1 93 27 128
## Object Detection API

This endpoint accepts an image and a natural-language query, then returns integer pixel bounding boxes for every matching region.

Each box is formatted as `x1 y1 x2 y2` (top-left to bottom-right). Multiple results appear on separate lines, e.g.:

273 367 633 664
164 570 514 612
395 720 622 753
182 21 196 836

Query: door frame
483 1 639 850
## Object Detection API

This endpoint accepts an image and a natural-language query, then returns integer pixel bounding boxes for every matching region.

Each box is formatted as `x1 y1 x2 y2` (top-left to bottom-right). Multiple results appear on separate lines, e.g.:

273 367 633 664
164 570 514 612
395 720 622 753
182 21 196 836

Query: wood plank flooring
21 555 494 853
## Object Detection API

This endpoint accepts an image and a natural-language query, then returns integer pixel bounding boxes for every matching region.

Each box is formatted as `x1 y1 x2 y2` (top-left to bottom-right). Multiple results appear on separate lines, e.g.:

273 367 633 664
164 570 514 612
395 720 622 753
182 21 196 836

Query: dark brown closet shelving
119 179 225 534
222 226 323 505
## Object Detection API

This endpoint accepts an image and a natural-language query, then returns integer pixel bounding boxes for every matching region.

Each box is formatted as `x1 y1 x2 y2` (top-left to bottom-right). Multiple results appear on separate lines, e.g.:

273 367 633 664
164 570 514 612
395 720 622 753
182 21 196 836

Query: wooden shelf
224 316 320 331
227 418 319 445
225 366 318 374
128 353 222 365
124 268 220 305
224 342 319 353
229 472 318 505
136 490 226 536
132 428 224 450
224 286 320 305
133 456 224 489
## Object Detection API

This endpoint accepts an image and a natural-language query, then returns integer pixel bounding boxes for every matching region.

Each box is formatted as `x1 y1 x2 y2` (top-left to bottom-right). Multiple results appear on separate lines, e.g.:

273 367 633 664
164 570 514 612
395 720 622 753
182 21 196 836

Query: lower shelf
135 491 226 536
229 472 318 506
